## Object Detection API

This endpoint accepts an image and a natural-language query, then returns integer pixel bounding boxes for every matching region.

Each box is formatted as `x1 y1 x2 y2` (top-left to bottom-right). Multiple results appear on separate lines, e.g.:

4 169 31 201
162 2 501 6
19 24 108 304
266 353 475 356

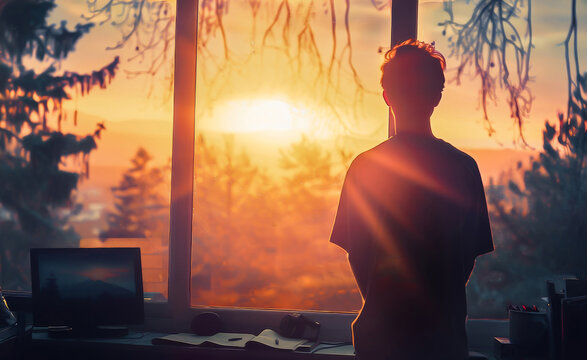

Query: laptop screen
30 248 144 328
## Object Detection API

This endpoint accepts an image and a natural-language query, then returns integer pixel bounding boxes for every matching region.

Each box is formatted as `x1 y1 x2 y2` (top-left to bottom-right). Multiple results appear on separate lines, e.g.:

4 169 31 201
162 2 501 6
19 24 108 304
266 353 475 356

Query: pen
228 337 242 341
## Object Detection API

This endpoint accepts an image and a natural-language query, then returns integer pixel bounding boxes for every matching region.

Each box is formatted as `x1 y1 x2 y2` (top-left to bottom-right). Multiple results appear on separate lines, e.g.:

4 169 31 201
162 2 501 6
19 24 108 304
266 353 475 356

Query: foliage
465 0 586 316
192 133 280 305
191 133 360 310
100 148 170 240
440 0 533 144
0 0 118 289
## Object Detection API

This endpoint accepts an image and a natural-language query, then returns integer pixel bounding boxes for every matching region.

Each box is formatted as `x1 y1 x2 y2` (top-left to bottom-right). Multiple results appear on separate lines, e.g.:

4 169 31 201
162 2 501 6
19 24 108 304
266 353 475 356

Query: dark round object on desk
191 312 222 336
279 313 320 341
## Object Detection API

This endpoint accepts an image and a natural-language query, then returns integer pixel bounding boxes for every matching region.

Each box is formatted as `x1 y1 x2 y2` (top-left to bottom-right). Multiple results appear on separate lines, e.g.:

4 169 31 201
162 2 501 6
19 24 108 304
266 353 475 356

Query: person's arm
463 159 494 285
331 157 374 299
349 250 373 299
329 161 356 253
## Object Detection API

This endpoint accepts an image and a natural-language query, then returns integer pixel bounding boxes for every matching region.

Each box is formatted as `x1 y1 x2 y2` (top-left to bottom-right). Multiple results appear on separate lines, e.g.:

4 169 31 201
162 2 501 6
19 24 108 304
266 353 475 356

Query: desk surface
2 325 29 360
1 326 18 342
31 330 355 360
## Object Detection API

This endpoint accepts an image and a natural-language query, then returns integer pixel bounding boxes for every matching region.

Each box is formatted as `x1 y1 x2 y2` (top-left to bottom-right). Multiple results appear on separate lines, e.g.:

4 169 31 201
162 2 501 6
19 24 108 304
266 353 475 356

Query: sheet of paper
246 329 308 350
154 332 255 347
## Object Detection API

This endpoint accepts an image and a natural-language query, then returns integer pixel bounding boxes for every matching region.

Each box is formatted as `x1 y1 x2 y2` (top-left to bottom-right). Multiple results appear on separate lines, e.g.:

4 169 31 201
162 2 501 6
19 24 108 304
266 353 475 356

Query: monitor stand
48 325 129 338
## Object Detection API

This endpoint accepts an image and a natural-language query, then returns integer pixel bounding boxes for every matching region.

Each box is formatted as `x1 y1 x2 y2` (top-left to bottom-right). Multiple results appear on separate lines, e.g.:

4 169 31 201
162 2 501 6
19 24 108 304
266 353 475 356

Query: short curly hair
381 39 446 107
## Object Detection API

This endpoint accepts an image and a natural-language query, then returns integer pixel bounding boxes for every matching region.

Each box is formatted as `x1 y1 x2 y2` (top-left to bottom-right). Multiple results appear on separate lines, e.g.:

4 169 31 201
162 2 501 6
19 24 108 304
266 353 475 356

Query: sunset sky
33 0 585 311
48 0 586 158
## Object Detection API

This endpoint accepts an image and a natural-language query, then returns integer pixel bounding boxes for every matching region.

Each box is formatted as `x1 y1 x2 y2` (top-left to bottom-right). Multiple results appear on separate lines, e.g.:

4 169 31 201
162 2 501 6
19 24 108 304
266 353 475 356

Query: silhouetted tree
191 134 279 305
100 148 170 240
486 0 586 274
0 0 119 289
190 133 361 310
461 0 586 316
275 136 361 310
279 136 339 219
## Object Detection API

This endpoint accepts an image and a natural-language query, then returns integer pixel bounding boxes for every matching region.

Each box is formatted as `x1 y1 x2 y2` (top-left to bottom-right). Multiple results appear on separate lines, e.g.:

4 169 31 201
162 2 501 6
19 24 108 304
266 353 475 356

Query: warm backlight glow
79 266 129 281
206 99 314 135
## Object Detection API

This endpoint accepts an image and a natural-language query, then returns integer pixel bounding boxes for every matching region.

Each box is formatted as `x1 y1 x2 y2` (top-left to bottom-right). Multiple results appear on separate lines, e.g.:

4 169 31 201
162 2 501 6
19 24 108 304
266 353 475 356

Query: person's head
381 39 446 118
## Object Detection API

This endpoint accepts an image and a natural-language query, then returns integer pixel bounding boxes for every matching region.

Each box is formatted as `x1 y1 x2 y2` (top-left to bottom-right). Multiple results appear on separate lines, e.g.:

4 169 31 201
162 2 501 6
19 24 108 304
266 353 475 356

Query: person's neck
393 112 434 138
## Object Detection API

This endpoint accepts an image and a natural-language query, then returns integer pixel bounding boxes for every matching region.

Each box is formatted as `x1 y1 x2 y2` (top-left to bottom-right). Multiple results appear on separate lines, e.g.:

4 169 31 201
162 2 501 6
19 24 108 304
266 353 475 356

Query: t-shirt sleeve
467 160 494 258
330 158 371 255
330 159 374 297
330 162 356 253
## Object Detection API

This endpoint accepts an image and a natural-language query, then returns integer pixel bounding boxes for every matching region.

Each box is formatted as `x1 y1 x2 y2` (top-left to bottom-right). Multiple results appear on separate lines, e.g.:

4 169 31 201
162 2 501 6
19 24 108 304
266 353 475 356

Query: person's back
330 40 493 360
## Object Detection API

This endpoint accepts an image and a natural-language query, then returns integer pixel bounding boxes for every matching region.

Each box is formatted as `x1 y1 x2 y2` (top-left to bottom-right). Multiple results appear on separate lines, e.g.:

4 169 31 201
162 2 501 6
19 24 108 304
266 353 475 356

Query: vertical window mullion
389 0 419 138
391 0 419 46
168 0 198 318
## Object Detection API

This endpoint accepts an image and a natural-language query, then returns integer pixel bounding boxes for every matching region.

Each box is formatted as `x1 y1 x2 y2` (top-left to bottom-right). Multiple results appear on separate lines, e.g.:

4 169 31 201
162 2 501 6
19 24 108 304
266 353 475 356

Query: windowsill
6 290 508 356
27 323 503 360
30 330 355 359
143 309 508 358
143 307 357 342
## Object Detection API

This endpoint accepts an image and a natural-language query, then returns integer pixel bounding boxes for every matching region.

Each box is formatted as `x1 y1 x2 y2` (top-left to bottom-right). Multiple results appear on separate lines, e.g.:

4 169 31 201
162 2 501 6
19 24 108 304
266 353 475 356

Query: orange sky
38 0 585 311
50 0 586 156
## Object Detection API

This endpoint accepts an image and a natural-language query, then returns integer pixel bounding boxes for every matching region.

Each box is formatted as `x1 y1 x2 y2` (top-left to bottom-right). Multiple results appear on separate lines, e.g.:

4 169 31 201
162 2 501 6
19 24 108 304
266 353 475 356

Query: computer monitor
31 248 144 336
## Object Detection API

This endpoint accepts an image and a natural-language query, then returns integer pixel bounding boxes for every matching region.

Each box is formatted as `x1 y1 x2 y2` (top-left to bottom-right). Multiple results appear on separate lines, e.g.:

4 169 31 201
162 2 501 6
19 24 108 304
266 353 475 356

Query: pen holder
509 310 548 349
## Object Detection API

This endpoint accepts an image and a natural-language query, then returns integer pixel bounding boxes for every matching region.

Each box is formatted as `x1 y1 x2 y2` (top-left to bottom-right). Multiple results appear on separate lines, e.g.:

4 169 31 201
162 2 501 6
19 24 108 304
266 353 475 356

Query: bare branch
84 0 175 97
440 0 533 146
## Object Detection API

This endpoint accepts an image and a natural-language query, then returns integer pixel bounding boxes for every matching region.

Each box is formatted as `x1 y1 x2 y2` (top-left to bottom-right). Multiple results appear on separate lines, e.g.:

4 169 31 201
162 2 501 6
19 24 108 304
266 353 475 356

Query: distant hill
69 110 536 191
462 148 536 184
65 113 538 240
61 111 173 168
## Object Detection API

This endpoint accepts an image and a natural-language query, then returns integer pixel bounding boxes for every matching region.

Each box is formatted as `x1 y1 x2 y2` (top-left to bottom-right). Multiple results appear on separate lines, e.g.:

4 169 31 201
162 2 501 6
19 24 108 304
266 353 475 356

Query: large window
0 0 175 302
184 0 587 320
4 0 584 330
190 0 390 311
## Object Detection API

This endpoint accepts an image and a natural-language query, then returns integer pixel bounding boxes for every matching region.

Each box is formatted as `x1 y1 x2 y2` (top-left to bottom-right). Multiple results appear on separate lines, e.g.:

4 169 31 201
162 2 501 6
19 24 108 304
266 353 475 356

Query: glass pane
191 0 390 311
0 0 175 302
419 0 587 318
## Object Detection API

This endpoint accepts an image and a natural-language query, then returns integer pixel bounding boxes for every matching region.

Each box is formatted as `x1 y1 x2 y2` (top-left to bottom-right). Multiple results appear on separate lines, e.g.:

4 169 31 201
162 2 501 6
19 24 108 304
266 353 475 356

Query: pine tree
0 0 119 289
100 148 170 240
463 0 587 317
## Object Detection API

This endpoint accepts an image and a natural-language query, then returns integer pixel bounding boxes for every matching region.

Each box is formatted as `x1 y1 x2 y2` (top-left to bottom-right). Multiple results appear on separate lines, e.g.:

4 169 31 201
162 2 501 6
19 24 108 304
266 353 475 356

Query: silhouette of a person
330 39 494 360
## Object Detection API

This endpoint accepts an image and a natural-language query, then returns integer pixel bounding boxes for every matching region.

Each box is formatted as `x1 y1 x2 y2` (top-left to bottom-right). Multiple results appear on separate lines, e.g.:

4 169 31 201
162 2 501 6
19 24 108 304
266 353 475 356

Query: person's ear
433 91 442 108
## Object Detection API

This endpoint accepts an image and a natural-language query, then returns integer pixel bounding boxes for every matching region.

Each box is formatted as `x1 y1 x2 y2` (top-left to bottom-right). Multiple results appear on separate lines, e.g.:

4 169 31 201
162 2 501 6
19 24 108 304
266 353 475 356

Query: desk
1 326 18 359
28 331 355 360
2 325 33 360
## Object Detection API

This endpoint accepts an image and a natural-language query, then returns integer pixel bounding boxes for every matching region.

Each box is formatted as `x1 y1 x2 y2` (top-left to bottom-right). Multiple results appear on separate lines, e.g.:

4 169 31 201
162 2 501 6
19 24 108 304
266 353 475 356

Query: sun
204 99 315 136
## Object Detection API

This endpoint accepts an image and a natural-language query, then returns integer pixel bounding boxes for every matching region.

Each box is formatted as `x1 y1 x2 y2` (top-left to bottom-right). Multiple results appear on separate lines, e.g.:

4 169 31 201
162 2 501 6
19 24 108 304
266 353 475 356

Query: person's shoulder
345 138 395 177
352 138 394 163
434 138 479 169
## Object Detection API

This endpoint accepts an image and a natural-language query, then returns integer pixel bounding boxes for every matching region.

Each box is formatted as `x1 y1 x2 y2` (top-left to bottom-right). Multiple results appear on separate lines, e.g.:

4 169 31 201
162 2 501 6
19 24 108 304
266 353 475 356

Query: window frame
0 0 504 349
156 0 421 339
